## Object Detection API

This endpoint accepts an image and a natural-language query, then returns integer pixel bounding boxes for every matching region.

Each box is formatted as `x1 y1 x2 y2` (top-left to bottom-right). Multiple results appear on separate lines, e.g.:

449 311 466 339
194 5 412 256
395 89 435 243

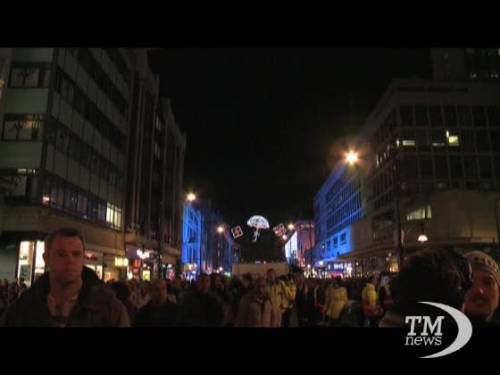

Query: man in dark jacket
134 279 178 327
180 273 223 327
0 227 130 327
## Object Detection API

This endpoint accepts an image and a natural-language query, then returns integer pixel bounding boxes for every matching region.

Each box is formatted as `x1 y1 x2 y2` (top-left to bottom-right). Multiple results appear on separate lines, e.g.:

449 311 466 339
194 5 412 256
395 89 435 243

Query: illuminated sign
115 257 129 268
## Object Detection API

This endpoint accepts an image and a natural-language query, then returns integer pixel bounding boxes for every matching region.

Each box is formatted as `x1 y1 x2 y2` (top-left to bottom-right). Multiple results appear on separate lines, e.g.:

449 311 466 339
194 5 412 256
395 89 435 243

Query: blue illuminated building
182 202 203 276
182 201 239 277
313 163 364 273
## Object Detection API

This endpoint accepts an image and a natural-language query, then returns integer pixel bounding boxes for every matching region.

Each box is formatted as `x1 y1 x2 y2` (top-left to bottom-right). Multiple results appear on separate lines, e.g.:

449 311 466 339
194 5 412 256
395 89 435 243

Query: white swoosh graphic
418 302 473 359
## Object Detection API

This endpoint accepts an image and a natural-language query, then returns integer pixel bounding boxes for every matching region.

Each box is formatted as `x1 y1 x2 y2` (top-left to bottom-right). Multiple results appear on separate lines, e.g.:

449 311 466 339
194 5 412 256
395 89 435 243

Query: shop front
183 263 198 281
0 238 45 286
103 254 128 282
17 240 46 286
125 245 158 281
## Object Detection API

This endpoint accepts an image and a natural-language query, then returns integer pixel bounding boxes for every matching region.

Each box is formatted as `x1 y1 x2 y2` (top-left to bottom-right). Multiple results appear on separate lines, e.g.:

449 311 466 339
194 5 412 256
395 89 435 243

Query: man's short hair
392 247 473 315
45 228 85 253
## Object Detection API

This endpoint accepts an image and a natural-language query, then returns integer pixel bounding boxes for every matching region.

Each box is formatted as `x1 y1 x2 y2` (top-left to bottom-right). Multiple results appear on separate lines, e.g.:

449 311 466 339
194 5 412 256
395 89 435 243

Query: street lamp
186 193 196 203
417 234 429 243
288 223 295 231
217 225 224 234
345 150 359 166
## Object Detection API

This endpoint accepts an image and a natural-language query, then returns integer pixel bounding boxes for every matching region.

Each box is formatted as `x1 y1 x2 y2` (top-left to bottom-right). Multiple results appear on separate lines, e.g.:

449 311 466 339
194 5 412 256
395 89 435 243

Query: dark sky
149 48 432 227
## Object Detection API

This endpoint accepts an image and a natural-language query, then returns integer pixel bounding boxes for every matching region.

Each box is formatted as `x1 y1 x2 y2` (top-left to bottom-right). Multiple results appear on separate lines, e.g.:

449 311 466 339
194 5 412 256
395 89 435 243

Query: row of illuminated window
406 205 432 221
54 67 126 153
372 180 499 213
1 114 42 141
326 195 363 232
42 173 123 230
65 48 128 115
45 119 123 188
9 64 51 88
376 128 500 169
0 169 39 202
326 211 363 240
398 154 500 180
317 231 350 260
399 104 500 129
464 48 500 79
394 130 460 150
325 175 361 206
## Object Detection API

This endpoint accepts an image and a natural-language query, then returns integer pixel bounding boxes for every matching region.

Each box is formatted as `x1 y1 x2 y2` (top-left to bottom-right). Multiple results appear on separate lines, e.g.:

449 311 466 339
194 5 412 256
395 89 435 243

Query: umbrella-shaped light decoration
247 215 270 242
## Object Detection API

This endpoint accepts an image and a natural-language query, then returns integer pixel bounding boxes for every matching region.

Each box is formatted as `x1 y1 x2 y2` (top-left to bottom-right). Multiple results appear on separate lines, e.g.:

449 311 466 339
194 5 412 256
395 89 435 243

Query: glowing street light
186 193 196 202
345 150 359 166
418 234 429 243
288 223 295 231
217 226 224 234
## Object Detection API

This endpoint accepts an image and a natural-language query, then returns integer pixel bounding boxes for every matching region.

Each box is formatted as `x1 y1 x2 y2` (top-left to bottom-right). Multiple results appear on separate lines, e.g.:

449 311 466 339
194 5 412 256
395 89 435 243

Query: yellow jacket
281 280 296 311
268 280 296 312
268 282 285 312
362 283 378 309
325 286 348 320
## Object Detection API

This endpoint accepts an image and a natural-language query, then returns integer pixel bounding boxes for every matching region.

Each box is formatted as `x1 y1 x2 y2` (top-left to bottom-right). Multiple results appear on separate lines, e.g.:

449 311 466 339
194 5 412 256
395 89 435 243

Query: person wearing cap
464 251 500 326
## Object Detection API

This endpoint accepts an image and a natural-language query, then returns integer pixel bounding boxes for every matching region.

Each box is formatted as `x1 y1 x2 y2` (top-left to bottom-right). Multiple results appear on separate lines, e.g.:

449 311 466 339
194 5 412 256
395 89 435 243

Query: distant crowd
1 228 499 328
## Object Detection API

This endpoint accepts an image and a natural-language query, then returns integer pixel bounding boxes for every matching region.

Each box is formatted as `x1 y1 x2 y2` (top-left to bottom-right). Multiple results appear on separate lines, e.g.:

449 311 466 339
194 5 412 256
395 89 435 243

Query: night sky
149 48 432 227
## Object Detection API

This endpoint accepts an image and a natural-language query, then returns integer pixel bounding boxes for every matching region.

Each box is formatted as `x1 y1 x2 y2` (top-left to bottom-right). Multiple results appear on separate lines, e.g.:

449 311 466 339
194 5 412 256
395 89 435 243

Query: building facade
313 76 500 276
182 201 203 278
283 220 315 268
0 48 186 284
432 48 500 81
182 201 239 278
125 49 186 281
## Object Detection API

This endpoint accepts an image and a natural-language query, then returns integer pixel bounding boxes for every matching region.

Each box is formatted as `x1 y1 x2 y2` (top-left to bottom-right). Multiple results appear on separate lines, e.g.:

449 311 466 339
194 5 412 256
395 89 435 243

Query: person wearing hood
0 228 130 327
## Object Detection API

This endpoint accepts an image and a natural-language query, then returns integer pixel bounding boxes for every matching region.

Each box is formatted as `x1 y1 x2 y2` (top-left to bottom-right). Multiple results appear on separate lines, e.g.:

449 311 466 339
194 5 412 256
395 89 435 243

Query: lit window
106 203 122 229
406 205 432 221
432 142 446 147
447 134 460 146
402 140 416 147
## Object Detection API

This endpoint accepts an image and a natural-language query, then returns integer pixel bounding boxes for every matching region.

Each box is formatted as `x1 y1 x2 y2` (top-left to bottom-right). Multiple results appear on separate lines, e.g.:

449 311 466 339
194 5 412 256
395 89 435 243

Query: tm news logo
404 302 473 359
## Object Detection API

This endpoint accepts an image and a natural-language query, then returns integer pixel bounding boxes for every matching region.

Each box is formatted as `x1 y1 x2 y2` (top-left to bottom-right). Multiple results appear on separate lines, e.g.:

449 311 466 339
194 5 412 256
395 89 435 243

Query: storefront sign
115 257 129 268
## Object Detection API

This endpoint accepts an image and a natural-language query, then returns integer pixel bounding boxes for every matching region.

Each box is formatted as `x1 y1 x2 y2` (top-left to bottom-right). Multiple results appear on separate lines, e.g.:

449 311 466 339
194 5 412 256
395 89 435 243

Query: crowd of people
67 270 399 327
1 227 499 328
0 278 27 318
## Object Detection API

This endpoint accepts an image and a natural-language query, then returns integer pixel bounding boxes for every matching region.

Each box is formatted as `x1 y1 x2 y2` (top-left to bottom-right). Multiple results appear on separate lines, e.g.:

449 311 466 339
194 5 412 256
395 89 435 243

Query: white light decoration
247 215 270 242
